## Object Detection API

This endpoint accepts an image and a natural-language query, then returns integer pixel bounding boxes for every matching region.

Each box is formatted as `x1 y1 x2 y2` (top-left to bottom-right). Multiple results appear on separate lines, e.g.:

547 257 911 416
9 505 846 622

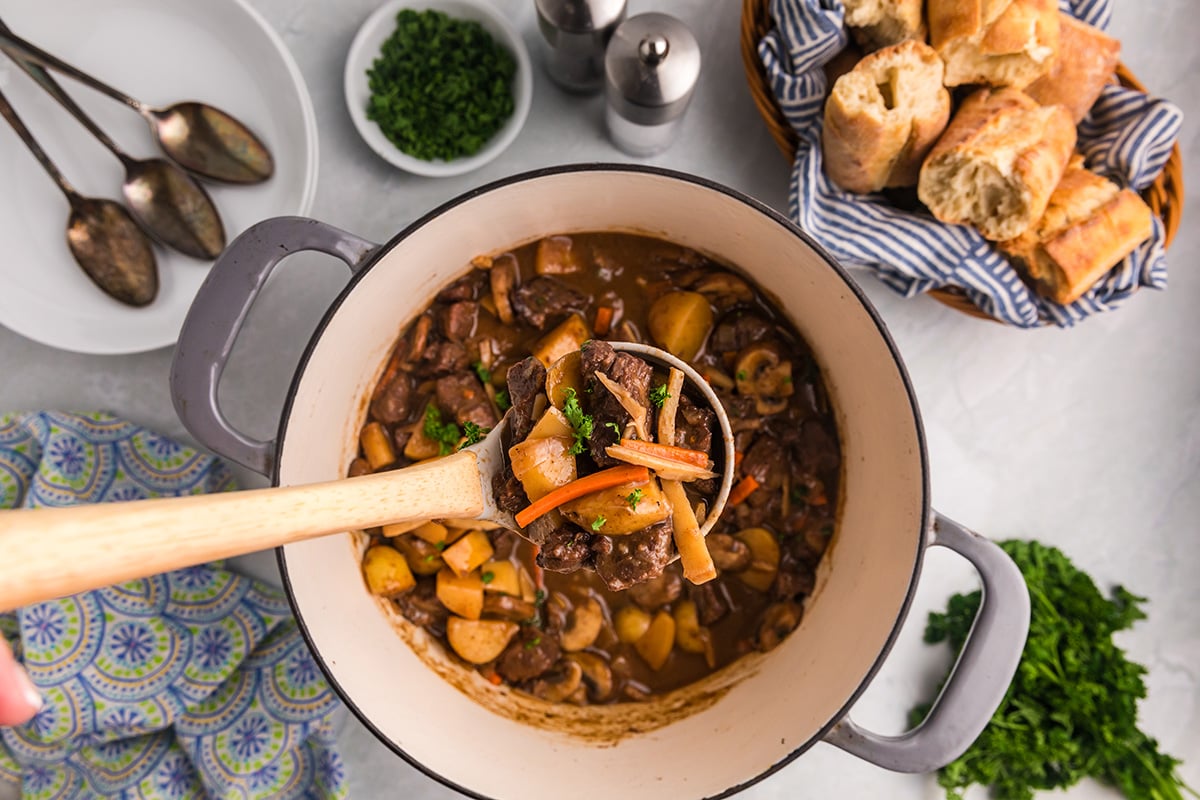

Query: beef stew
354 232 841 702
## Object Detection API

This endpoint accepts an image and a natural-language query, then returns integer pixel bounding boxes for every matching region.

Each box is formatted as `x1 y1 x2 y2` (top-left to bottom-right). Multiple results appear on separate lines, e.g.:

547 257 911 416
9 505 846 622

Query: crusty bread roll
1025 14 1120 123
823 41 951 194
999 156 1153 304
929 0 1060 89
842 0 925 51
917 88 1075 240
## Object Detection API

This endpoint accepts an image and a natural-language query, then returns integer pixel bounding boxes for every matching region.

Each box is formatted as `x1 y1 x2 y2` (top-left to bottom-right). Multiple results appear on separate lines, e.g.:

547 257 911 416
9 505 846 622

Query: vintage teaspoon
0 86 157 306
0 25 273 184
1 33 226 259
0 344 735 610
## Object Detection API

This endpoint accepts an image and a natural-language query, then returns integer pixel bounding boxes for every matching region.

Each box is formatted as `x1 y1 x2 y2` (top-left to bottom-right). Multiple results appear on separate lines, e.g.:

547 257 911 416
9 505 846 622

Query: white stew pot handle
170 217 379 475
823 511 1030 773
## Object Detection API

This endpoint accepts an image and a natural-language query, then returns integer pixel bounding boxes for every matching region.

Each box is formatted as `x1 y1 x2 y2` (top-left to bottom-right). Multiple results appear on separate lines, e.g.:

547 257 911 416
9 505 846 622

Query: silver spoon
0 344 735 609
0 86 157 307
0 25 273 185
1 33 226 260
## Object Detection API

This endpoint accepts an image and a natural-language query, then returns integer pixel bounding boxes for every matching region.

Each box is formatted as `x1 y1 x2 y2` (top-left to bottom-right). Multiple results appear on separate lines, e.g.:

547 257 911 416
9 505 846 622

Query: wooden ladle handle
0 451 484 611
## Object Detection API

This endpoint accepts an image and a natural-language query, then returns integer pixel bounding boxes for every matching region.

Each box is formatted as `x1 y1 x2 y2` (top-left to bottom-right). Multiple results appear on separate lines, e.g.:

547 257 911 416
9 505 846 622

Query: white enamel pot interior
170 166 1029 800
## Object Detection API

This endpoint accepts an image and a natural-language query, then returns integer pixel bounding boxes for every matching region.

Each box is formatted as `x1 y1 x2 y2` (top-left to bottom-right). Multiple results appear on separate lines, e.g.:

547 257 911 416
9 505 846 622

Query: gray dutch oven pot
170 165 1029 800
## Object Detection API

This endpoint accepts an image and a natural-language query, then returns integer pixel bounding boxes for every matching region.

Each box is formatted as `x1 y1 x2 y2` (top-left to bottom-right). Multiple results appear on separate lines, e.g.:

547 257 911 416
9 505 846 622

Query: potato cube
545 351 583 411
736 527 781 593
437 569 484 620
527 406 574 440
532 314 590 368
535 235 583 275
410 521 467 547
447 617 519 664
634 610 676 671
360 422 396 470
509 436 577 502
615 605 653 644
441 530 495 578
480 560 520 596
648 291 713 362
362 545 415 598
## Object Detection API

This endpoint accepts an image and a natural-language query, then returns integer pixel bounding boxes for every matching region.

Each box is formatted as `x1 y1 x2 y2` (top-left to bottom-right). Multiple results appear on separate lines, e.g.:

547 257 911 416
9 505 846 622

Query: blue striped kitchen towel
758 0 1183 327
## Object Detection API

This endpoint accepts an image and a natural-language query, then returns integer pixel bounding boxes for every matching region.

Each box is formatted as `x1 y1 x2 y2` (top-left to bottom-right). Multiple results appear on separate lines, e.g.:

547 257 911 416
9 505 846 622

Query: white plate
0 0 318 355
343 0 532 177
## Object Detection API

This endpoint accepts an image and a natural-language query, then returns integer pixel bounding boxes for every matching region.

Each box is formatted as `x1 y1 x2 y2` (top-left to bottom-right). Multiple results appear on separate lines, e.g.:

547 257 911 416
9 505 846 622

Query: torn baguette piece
998 155 1153 304
917 87 1075 241
1024 13 1121 123
823 41 951 193
929 0 1060 89
842 0 925 51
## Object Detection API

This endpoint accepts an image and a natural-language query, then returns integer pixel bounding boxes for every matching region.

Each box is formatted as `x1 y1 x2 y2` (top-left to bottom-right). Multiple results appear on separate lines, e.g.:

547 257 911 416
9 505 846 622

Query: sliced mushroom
734 344 794 415
756 602 803 652
707 533 752 572
482 593 538 623
490 254 518 325
568 652 614 701
530 658 583 702
692 272 753 309
560 597 604 652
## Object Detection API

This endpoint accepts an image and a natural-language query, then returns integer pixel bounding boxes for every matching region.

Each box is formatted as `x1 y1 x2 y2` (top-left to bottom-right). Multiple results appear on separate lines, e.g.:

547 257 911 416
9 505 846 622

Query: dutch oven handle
170 217 380 476
823 512 1030 773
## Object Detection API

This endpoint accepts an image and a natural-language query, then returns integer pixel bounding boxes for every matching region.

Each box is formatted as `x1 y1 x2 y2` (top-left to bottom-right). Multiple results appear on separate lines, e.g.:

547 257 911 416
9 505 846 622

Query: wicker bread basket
739 0 1185 321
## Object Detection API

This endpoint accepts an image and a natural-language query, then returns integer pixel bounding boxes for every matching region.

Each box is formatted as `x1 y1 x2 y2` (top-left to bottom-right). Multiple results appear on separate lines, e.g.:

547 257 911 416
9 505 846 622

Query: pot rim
273 163 931 800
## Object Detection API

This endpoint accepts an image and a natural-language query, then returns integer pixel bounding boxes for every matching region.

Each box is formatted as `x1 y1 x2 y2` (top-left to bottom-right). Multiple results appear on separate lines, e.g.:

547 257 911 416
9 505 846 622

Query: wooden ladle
0 344 734 611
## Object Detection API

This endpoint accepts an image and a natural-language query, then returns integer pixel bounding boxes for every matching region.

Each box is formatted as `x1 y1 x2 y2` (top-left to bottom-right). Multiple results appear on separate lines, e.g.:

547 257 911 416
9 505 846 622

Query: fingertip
0 640 41 727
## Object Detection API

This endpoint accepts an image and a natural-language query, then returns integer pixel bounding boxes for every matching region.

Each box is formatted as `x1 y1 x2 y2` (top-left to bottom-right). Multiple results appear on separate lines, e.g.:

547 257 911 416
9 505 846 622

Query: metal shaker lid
535 0 627 35
604 13 701 127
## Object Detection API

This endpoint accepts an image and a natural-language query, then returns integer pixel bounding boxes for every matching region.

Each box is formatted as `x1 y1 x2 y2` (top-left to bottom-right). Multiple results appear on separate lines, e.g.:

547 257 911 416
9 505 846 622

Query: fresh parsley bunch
913 540 1195 800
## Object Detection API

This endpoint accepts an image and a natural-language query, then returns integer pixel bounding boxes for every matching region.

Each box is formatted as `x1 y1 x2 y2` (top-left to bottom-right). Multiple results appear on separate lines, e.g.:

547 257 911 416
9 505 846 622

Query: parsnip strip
656 367 684 446
662 479 715 584
594 371 649 442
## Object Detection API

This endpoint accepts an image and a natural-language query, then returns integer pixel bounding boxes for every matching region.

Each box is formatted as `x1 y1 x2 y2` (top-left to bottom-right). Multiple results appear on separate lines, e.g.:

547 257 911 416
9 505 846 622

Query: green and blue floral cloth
0 412 348 799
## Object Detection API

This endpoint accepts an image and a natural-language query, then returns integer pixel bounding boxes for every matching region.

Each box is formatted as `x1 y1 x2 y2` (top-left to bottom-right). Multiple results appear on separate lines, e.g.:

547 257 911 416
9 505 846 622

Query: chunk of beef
436 271 486 303
537 526 593 573
710 313 772 354
493 468 527 515
496 627 560 682
490 529 520 560
581 340 652 468
674 394 714 455
369 372 412 425
772 554 816 601
689 580 730 625
627 566 682 610
422 341 470 374
394 581 448 635
795 419 840 473
741 435 788 491
512 277 588 328
505 357 546 443
439 301 478 342
592 520 673 591
436 373 497 429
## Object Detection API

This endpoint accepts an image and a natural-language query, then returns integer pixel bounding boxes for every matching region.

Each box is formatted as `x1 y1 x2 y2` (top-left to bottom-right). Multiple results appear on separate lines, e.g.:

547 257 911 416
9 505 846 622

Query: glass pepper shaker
604 13 701 157
534 0 627 94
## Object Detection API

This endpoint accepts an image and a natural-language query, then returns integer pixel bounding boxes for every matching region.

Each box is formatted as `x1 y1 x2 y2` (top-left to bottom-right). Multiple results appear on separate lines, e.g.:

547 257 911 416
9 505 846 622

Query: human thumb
0 637 40 726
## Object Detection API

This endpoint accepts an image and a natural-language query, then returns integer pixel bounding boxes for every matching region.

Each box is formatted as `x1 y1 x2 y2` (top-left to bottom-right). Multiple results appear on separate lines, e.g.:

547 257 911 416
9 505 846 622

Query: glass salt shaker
604 13 701 157
534 0 627 94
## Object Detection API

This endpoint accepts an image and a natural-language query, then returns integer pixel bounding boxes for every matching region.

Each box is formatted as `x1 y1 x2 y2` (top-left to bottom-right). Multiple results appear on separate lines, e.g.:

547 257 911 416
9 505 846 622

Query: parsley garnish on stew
605 421 622 437
365 9 516 161
561 388 594 455
625 489 643 509
460 421 489 447
481 571 495 584
590 515 606 531
494 389 511 412
472 361 492 384
649 383 671 408
423 404 461 455
911 540 1195 800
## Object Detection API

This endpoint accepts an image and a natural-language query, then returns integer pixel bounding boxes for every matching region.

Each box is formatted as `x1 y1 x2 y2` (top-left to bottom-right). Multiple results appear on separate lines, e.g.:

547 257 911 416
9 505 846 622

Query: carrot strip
728 475 760 506
733 451 745 470
618 438 711 468
594 306 615 336
487 672 503 686
514 466 650 528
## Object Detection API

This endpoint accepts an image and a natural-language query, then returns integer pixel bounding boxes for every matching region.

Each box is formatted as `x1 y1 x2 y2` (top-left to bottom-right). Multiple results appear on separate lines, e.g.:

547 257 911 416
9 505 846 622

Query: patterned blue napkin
758 0 1183 327
0 412 347 800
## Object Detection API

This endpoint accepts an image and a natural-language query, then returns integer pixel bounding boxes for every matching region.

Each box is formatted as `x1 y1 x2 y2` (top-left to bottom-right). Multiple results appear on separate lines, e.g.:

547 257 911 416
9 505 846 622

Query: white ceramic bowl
344 0 532 177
